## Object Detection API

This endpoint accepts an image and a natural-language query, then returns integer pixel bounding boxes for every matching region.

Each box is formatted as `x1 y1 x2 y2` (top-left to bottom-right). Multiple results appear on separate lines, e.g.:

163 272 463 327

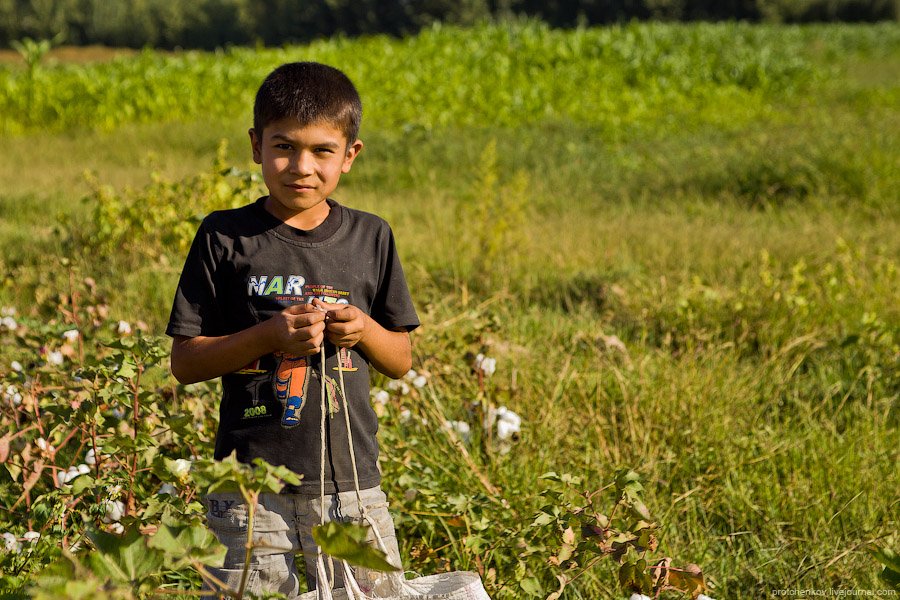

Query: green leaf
86 526 164 584
519 576 542 596
70 474 95 495
148 523 226 569
116 357 137 379
312 521 400 573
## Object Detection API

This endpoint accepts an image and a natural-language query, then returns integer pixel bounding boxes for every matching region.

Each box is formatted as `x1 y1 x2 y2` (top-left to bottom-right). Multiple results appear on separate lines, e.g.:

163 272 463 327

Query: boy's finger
289 318 326 337
324 305 357 322
288 311 326 327
283 302 321 315
326 321 358 337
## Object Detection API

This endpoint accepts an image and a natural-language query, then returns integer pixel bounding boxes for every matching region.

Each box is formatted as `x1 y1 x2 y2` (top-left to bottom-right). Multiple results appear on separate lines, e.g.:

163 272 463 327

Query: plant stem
236 488 259 600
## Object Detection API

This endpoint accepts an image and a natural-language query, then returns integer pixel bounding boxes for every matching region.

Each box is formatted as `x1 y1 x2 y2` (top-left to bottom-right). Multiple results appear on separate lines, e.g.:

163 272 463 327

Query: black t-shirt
166 198 419 493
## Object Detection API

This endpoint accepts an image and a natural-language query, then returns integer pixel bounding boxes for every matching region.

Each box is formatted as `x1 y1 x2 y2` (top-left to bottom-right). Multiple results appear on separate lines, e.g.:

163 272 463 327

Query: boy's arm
314 299 411 379
170 304 327 384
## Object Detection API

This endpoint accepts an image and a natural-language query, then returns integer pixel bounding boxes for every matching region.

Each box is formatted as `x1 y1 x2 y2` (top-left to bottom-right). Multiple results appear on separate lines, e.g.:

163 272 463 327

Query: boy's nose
290 151 315 175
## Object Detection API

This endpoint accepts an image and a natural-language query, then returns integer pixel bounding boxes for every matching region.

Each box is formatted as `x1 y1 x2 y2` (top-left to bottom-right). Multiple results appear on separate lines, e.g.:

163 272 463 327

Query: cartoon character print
273 353 310 428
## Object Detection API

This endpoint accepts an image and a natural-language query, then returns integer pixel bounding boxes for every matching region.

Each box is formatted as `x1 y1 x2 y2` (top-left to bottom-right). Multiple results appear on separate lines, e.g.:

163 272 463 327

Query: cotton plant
482 405 522 454
43 349 64 366
57 463 91 485
473 353 496 377
441 419 472 443
1 532 21 553
3 384 22 405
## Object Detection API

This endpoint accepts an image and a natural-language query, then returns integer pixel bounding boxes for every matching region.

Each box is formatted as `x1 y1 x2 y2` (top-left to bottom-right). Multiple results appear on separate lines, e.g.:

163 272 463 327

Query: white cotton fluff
474 354 496 377
158 483 178 496
22 531 39 543
117 321 132 335
3 385 22 405
62 329 79 342
101 500 125 523
1 532 21 553
372 389 390 405
442 420 471 442
170 458 191 478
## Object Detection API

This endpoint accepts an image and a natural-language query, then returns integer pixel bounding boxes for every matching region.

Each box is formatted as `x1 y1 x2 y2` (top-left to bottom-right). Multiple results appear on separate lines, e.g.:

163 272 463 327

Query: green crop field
0 21 898 599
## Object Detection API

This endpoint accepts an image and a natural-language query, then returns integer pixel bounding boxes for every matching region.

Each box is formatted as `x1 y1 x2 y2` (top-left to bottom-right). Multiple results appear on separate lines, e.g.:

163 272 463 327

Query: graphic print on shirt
274 353 309 428
246 274 351 305
243 272 354 427
333 347 358 372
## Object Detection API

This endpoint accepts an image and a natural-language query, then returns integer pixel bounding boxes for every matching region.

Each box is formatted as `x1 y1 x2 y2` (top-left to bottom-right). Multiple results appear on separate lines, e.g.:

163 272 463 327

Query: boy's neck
263 196 331 230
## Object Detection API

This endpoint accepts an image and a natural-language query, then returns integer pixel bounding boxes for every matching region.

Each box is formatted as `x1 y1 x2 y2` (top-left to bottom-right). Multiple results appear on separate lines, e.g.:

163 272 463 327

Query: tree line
1 0 896 49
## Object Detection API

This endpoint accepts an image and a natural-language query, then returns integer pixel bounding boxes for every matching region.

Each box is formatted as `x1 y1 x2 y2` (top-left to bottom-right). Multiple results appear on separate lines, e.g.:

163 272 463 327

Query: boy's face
249 118 363 223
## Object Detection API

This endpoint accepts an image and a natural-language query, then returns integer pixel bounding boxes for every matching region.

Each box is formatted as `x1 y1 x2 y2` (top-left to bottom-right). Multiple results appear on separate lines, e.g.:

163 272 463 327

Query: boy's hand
313 298 367 348
267 303 327 356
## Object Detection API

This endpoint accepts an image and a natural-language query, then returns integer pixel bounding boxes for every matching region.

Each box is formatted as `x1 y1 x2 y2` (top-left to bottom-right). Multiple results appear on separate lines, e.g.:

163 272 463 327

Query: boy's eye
274 143 292 151
315 147 334 154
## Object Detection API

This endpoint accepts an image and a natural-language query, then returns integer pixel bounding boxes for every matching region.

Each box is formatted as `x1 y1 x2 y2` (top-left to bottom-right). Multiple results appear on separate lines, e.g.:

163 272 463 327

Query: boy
166 62 419 596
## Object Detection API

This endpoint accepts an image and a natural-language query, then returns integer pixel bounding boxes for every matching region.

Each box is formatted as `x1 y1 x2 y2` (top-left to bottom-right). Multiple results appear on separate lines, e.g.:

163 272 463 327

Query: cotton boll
474 354 497 376
496 406 521 427
108 522 124 535
372 389 390 405
117 321 132 335
412 375 427 388
10 361 22 372
22 531 39 543
442 420 471 442
3 385 22 405
85 448 96 466
496 419 520 441
629 595 651 600
62 329 79 342
46 350 64 366
1 532 20 553
77 464 90 475
157 483 178 496
102 500 125 523
170 458 191 479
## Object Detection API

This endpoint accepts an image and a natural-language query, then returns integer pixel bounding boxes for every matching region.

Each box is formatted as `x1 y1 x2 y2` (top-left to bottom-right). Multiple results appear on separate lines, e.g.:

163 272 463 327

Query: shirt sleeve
166 219 225 338
370 225 419 332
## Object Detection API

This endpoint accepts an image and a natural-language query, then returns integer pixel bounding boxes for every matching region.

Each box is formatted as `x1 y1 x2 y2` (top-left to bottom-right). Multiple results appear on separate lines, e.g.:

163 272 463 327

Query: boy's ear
249 128 262 164
341 139 364 173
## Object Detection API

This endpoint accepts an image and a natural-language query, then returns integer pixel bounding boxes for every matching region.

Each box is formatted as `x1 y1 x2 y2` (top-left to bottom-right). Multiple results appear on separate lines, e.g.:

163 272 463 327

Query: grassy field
0 22 897 599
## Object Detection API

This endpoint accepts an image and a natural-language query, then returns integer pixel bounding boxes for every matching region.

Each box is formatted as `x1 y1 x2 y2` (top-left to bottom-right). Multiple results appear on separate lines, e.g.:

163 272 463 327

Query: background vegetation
0 20 898 599
0 0 897 49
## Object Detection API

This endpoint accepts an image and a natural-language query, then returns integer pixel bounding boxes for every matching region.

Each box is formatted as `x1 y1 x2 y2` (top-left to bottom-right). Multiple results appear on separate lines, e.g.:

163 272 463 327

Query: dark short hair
253 62 362 144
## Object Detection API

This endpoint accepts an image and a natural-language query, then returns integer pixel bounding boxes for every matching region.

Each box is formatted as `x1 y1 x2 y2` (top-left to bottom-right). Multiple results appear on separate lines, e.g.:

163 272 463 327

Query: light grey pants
203 486 403 598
